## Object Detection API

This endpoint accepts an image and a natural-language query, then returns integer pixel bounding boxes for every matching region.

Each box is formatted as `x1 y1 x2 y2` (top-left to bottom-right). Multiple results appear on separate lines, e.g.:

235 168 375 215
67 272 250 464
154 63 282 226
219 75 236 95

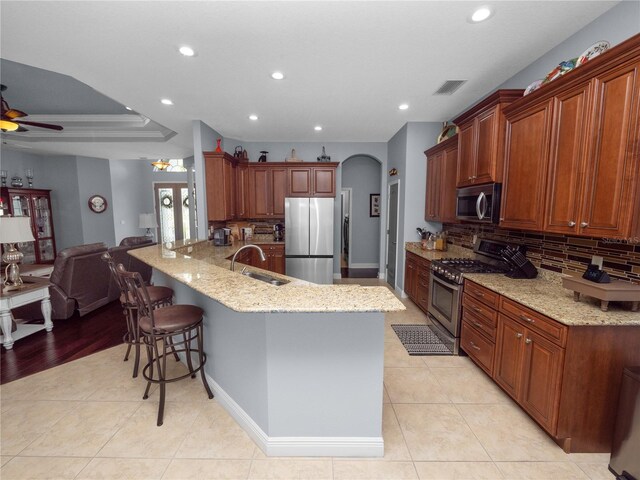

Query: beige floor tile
21 401 140 457
174 402 257 459
575 463 615 480
76 457 170 480
248 459 332 479
383 385 391 404
86 373 157 402
428 367 510 404
496 461 589 479
414 461 504 479
457 404 569 462
393 404 490 462
384 342 428 368
333 460 418 479
162 459 251 479
1 400 79 455
1 456 13 467
384 368 450 404
0 456 90 480
380 405 412 461
421 355 475 369
97 401 202 458
568 453 611 464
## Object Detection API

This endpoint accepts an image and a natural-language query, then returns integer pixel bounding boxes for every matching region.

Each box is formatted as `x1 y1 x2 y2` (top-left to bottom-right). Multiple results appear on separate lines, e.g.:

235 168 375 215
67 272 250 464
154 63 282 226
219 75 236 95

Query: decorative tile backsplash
444 223 640 284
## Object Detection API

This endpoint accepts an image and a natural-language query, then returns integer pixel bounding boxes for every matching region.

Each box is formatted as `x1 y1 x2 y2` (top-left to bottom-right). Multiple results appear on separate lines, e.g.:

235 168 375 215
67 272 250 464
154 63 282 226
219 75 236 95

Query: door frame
386 179 400 291
153 182 190 243
340 187 353 269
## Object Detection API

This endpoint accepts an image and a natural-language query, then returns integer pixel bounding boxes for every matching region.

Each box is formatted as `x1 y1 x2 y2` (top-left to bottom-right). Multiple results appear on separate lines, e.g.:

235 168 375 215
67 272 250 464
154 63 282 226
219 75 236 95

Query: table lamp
0 216 35 287
139 213 158 238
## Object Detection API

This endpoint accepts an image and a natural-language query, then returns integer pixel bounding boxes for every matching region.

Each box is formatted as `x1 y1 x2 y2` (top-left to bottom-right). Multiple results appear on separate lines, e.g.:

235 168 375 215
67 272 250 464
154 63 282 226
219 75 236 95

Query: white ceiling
0 1 619 160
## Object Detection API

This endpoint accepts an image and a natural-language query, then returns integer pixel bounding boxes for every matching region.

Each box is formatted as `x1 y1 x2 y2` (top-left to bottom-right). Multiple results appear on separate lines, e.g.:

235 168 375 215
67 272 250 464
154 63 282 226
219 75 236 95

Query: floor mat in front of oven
391 324 453 355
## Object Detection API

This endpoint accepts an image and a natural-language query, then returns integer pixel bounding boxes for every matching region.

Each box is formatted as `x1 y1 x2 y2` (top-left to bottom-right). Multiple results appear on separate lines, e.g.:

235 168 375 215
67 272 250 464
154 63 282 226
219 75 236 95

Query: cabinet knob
515 333 523 339
580 221 588 228
525 338 532 345
568 221 576 227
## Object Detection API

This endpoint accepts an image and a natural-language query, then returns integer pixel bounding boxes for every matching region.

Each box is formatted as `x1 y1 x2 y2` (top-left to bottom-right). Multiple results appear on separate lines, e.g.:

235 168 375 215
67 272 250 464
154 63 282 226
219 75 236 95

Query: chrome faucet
230 244 266 272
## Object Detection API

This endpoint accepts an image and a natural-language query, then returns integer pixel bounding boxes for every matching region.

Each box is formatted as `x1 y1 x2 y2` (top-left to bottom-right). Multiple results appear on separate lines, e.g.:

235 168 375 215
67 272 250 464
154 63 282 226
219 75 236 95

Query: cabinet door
224 159 236 219
288 168 312 197
271 245 286 274
456 121 476 187
312 167 336 197
580 65 639 238
404 254 418 301
271 168 287 217
416 272 430 313
249 167 270 218
494 314 526 401
520 330 564 434
205 156 228 221
544 83 591 235
500 100 553 231
425 152 442 221
441 145 459 223
236 164 249 219
474 106 499 184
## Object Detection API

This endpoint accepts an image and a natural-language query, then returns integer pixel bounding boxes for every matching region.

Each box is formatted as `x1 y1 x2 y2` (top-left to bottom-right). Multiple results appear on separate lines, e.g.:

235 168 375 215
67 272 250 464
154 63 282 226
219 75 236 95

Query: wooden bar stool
102 252 174 378
116 264 214 426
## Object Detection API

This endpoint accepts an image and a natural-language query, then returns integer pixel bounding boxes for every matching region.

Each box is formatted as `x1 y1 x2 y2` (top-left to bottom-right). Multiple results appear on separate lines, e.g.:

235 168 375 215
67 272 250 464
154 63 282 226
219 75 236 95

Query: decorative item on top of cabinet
453 90 524 188
317 146 331 162
0 187 56 264
501 32 640 238
258 151 268 162
204 151 237 222
425 135 458 223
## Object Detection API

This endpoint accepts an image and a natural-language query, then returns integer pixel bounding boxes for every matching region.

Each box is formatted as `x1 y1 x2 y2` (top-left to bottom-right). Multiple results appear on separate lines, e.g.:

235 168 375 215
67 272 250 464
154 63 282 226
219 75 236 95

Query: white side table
0 277 53 349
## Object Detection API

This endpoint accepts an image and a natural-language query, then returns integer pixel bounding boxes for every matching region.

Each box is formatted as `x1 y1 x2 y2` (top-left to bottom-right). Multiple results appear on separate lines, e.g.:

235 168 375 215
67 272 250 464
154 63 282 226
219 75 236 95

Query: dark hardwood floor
1 301 127 384
340 267 379 278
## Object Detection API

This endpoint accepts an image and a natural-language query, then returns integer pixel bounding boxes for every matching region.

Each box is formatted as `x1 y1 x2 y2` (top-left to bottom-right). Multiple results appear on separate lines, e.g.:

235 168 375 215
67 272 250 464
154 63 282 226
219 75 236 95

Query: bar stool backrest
115 264 156 330
102 252 128 304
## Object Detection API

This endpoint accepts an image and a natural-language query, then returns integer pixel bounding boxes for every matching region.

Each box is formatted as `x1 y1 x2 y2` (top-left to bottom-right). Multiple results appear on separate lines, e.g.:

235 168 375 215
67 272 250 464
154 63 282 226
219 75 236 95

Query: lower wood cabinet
463 279 640 453
251 243 285 275
404 251 430 314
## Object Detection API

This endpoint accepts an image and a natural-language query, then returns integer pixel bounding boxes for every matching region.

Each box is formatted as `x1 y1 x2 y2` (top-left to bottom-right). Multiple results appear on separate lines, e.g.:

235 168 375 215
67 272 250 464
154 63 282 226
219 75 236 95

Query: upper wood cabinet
235 163 250 219
287 164 338 197
424 135 458 223
249 165 287 218
501 33 640 238
453 90 523 187
204 152 238 221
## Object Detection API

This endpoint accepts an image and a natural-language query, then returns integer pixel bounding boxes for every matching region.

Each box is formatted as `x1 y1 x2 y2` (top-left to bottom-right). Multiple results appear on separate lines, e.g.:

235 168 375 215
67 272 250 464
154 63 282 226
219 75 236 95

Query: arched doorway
341 154 382 278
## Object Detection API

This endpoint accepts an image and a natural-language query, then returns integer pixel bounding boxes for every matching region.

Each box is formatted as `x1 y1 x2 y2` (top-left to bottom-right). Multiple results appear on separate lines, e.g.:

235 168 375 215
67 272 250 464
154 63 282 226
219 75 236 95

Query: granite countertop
129 239 405 314
464 270 640 327
405 242 473 261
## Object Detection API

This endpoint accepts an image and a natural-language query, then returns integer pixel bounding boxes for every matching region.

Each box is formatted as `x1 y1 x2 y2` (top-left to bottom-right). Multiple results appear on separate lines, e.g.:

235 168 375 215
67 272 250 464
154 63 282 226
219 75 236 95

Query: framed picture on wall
370 194 380 217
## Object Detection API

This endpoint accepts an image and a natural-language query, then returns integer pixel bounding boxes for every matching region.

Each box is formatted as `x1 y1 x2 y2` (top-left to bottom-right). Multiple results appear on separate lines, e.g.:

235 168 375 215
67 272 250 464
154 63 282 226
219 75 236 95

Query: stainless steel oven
428 274 462 340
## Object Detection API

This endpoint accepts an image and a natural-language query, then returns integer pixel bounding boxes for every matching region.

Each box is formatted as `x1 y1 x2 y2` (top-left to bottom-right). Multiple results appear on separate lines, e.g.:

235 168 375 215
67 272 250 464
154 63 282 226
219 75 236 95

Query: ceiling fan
0 84 63 132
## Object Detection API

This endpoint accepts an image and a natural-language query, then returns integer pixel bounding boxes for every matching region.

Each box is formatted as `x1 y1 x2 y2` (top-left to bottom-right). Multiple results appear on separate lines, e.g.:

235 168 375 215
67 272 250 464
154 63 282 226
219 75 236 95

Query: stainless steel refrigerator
285 197 334 284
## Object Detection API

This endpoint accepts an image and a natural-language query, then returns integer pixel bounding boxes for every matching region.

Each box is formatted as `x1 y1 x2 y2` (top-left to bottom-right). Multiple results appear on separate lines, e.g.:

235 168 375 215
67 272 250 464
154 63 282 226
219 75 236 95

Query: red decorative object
215 138 222 153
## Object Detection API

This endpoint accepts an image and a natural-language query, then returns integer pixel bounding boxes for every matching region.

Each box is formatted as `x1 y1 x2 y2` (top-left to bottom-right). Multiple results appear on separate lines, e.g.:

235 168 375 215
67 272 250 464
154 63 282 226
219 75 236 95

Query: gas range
431 258 507 284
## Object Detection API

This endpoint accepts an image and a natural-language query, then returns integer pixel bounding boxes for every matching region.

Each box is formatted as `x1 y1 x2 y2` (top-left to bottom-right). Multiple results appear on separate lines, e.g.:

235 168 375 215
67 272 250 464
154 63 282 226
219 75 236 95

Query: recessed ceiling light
314 125 322 131
249 114 258 121
160 98 174 105
470 6 493 22
398 103 409 110
271 71 285 80
125 106 132 111
179 46 195 57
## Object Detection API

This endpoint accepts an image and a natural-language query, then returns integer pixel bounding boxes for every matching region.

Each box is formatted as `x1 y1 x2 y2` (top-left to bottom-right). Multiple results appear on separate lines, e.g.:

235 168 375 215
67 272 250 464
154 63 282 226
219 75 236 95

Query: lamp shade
0 216 35 243
139 213 158 229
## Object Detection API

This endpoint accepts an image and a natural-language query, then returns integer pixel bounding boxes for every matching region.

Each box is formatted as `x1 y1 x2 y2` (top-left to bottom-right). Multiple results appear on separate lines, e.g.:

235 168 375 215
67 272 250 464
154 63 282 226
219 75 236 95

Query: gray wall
76 155 116 246
342 155 381 267
499 1 640 90
386 122 442 291
193 120 223 238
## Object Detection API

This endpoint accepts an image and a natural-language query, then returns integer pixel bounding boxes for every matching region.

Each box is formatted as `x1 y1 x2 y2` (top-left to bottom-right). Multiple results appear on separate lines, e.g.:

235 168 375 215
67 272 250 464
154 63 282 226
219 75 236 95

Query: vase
215 138 222 153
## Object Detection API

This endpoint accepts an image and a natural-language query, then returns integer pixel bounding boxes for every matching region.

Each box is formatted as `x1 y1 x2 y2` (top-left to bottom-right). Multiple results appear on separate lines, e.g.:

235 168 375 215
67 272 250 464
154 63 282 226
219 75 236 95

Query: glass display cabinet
0 187 56 264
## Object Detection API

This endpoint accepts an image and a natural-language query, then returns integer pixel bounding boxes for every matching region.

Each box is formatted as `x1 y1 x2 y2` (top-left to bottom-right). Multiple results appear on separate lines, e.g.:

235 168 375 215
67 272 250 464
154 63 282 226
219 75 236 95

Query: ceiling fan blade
15 120 63 131
5 109 27 119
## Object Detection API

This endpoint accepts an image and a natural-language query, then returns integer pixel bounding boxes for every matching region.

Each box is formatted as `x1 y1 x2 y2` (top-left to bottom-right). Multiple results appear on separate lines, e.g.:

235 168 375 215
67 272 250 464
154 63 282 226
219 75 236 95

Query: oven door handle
431 273 461 292
476 192 486 220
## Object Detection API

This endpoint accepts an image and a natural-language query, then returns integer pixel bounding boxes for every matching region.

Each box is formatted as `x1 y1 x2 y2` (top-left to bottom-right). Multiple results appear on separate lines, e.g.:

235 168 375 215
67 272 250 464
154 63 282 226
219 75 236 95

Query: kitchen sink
242 270 290 286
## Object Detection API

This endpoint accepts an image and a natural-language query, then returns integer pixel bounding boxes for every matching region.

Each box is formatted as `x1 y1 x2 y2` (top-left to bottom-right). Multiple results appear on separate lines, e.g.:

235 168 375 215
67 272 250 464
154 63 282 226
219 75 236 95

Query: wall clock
88 194 108 213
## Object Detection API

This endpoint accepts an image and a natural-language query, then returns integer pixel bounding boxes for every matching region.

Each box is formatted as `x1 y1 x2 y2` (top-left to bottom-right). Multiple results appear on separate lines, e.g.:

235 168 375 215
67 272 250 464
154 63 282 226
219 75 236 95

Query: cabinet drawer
418 257 431 271
463 293 498 327
461 320 495 376
464 280 500 309
462 308 497 341
500 297 567 347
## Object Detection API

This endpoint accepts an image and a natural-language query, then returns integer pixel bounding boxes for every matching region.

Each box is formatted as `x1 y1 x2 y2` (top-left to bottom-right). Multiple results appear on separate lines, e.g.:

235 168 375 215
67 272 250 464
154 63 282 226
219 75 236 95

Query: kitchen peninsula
130 239 404 457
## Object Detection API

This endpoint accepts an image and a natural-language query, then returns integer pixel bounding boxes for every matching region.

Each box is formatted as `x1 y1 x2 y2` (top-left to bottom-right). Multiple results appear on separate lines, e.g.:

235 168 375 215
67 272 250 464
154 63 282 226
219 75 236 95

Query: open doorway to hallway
341 155 381 278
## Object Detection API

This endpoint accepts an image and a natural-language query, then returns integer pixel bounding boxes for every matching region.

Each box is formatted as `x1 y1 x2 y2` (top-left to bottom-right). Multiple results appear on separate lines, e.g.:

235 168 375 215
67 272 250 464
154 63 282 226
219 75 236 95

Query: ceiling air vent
434 80 467 95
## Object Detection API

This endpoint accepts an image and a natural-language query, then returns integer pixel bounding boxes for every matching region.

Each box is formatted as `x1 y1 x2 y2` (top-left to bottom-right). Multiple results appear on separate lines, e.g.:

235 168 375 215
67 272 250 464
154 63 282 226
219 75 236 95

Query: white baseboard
377 272 386 280
333 273 342 279
207 374 384 457
349 263 379 269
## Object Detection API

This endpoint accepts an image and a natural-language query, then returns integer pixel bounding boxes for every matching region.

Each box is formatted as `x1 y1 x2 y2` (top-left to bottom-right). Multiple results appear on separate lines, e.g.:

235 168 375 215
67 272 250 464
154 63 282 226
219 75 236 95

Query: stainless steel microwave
456 183 501 223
